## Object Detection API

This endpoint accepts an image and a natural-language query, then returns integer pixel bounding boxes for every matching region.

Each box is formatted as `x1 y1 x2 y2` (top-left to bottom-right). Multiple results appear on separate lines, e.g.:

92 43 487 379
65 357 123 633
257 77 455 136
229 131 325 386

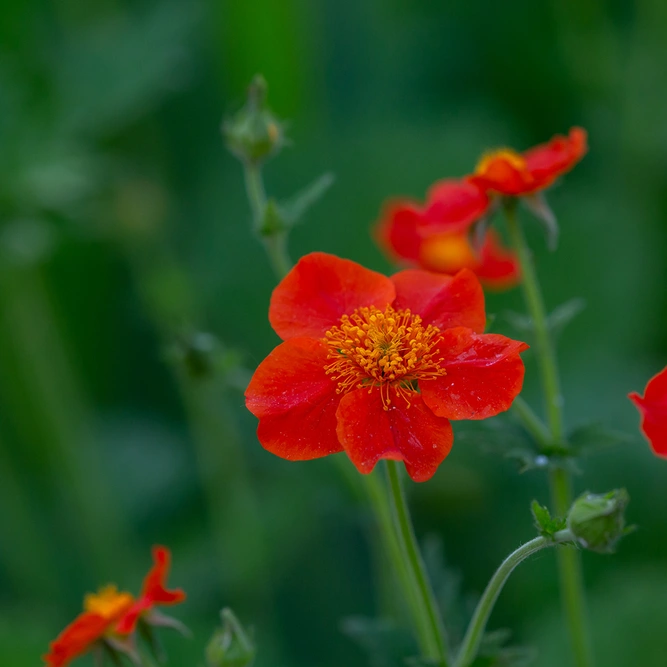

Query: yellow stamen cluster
475 148 526 175
84 585 134 620
324 305 446 409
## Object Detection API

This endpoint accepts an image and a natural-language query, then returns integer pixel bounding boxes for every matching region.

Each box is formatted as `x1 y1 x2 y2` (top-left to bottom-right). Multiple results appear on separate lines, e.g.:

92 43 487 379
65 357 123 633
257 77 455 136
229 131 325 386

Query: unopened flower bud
206 608 256 667
223 75 284 165
567 489 630 554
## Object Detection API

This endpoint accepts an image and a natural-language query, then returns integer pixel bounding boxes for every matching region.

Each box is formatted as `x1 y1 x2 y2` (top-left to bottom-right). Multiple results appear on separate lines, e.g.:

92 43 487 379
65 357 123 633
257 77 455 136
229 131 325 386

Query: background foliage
1 1 666 665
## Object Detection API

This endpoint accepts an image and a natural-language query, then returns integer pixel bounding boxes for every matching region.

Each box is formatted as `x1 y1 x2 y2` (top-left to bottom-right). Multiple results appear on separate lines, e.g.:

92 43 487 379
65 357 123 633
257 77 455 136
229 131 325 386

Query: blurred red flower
629 366 667 457
245 252 528 482
468 127 587 196
43 546 185 667
376 180 519 290
116 545 187 634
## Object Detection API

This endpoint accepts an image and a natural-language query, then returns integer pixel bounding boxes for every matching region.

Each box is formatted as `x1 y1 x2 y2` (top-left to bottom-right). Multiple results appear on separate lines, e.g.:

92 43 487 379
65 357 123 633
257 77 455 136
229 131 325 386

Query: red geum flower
44 587 134 666
245 252 528 482
468 127 587 196
116 545 186 635
629 366 667 457
376 180 520 290
43 546 185 667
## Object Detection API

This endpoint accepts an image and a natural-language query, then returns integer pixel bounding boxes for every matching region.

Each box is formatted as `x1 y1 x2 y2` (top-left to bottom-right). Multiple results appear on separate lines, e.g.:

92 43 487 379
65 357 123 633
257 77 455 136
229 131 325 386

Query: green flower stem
243 162 292 279
455 530 574 667
242 166 445 661
386 460 450 665
504 205 594 667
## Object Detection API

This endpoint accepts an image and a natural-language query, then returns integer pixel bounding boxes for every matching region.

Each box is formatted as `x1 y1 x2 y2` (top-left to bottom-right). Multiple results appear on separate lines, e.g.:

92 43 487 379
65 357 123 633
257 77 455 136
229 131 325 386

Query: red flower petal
524 127 588 190
467 158 535 196
391 268 486 333
336 387 453 482
245 337 343 460
375 200 424 262
422 327 528 420
423 179 490 232
43 612 110 667
474 229 521 290
629 365 667 457
269 252 396 340
116 545 185 635
142 546 185 605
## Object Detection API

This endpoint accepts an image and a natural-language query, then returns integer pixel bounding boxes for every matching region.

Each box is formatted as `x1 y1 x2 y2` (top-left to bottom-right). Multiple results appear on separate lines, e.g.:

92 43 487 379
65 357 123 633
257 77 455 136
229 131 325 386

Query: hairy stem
455 530 574 667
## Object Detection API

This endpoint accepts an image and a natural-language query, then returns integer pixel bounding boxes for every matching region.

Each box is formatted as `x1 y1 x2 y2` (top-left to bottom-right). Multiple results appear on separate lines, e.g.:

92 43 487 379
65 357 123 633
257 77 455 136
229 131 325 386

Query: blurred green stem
385 460 449 666
0 266 131 578
504 205 594 667
243 162 292 278
455 530 574 667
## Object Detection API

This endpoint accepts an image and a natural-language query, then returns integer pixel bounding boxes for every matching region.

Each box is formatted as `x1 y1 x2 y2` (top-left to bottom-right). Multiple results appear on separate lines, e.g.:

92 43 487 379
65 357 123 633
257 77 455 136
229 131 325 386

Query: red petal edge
43 613 110 667
629 365 667 457
336 387 453 482
245 337 344 460
422 327 528 420
269 252 396 340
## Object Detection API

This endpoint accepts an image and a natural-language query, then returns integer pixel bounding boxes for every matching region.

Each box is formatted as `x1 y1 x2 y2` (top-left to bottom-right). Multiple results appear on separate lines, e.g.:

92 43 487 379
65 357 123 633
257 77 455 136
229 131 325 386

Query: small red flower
245 252 528 482
116 545 187 634
629 366 667 457
468 127 587 196
376 180 519 290
43 546 185 667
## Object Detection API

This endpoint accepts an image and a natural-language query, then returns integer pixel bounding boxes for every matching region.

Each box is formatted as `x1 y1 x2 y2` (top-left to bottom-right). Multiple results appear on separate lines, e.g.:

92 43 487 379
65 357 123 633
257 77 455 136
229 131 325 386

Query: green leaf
472 628 537 666
281 172 335 225
531 500 566 539
568 423 636 454
504 298 585 342
341 616 414 667
546 298 586 339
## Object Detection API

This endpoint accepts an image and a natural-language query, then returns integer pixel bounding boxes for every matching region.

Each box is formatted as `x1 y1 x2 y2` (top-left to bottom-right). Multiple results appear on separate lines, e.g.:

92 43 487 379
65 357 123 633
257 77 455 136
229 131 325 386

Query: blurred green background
1 1 667 665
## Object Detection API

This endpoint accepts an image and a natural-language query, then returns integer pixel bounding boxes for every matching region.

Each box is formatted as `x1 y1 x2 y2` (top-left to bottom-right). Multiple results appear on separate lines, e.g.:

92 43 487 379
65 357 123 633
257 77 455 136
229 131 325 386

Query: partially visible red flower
44 588 134 666
468 127 587 196
116 546 186 634
245 252 528 482
376 180 519 290
629 366 667 457
43 546 185 667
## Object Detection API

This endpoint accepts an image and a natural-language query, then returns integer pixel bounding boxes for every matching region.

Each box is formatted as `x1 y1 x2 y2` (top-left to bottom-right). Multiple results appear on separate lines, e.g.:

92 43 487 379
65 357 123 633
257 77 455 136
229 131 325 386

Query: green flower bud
567 489 630 554
206 608 256 667
223 75 284 165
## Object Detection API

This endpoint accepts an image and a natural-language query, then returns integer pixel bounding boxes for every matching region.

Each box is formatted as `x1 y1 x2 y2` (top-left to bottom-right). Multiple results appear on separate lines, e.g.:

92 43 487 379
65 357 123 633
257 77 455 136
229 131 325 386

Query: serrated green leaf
281 172 335 226
531 500 566 538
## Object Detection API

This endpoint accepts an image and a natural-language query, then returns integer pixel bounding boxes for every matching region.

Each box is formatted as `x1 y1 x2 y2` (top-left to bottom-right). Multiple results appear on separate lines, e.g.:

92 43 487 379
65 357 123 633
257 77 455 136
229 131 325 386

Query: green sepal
206 608 256 667
257 198 288 237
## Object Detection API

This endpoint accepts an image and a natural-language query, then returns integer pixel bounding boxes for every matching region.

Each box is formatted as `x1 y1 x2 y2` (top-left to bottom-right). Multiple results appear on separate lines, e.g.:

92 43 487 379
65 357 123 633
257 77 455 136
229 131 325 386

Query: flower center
324 305 446 409
84 585 135 620
475 148 526 175
420 232 477 273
